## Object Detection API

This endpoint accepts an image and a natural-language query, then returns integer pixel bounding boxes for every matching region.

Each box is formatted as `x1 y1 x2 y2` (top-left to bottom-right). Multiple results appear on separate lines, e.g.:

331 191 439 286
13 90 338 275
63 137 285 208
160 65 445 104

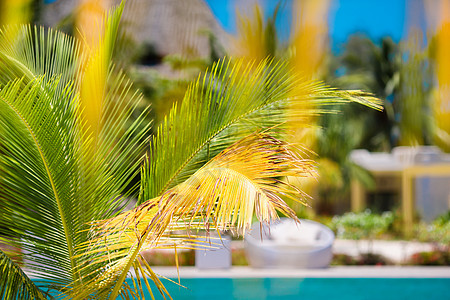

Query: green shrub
331 210 394 240
416 211 450 246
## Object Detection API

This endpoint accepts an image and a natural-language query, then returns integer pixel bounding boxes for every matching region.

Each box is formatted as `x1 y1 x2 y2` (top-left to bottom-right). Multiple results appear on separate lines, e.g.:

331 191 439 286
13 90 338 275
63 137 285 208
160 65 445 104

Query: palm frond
0 2 151 296
141 57 382 203
73 1 152 223
433 4 450 151
233 4 278 60
121 133 314 235
77 1 124 139
0 24 83 91
0 249 46 300
117 56 380 299
0 77 82 288
289 0 330 78
72 133 315 299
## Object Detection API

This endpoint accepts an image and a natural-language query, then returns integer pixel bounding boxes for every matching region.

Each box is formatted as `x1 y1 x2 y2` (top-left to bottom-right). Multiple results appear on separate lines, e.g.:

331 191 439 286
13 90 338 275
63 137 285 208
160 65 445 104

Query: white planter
195 234 231 269
244 219 335 269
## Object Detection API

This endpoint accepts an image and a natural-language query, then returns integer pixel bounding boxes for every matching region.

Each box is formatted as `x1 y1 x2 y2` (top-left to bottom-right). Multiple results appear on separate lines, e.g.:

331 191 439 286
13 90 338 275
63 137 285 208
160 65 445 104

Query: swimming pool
138 277 450 300
30 267 450 299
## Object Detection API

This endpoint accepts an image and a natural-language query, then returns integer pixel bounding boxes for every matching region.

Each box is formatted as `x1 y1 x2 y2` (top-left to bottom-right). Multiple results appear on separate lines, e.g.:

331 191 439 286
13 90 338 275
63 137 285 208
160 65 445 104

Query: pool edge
148 266 450 279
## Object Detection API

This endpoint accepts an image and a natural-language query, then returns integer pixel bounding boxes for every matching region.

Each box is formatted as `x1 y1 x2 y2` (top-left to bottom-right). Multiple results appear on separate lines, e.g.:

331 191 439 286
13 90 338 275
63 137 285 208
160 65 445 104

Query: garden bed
141 239 449 267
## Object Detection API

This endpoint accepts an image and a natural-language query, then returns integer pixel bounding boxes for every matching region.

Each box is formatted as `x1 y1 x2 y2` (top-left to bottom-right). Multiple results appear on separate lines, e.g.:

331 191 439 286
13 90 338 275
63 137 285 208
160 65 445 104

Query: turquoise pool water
135 277 450 300
31 277 450 299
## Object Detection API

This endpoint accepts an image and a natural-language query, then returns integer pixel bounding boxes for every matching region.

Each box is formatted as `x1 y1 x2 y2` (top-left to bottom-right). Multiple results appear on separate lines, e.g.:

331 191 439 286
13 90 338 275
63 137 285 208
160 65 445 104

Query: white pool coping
151 266 450 279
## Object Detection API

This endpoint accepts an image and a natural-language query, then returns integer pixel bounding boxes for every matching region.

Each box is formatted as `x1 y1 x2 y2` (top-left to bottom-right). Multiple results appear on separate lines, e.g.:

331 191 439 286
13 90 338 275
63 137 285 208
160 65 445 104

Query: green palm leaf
0 249 46 300
0 2 151 297
0 25 83 93
0 77 81 287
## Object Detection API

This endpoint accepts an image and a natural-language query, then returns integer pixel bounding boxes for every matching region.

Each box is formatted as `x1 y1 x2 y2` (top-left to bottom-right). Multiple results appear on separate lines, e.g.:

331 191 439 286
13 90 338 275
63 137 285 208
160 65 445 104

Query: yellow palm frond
120 133 313 233
233 4 275 61
430 0 450 150
288 0 330 142
0 0 32 25
76 0 118 140
289 0 330 79
72 55 378 299
73 133 316 298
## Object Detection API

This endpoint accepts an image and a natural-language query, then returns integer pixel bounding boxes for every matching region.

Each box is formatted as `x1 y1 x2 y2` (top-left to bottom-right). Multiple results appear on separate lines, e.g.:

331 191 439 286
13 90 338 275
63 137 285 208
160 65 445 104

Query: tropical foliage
328 33 435 150
315 108 375 213
0 4 149 298
332 210 395 241
0 2 381 299
326 35 399 152
416 211 450 247
320 33 436 212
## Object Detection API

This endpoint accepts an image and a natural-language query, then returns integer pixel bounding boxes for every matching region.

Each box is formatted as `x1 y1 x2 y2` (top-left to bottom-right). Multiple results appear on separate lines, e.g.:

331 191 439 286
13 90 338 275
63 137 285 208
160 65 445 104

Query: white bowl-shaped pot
244 218 335 269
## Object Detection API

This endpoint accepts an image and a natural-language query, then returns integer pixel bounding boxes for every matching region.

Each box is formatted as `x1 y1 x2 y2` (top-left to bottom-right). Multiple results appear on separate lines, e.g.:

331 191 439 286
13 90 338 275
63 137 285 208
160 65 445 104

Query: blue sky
330 0 406 48
204 0 425 52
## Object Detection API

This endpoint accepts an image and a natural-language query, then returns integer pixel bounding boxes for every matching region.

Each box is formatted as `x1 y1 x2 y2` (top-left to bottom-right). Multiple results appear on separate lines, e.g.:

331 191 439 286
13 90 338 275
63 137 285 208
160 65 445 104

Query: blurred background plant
331 210 395 265
415 211 450 249
331 210 395 242
410 211 450 265
325 35 400 152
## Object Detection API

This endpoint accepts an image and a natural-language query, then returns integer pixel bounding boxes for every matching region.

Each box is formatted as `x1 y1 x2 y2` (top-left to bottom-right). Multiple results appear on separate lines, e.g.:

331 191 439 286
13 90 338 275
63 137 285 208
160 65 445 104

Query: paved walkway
232 239 436 263
151 266 450 278
332 239 435 263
